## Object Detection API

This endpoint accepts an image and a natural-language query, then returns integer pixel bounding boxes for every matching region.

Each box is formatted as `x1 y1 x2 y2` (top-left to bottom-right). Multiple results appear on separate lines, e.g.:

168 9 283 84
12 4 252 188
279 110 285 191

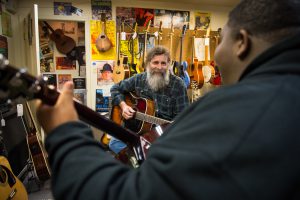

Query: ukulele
43 21 76 55
0 156 28 200
177 24 190 88
112 23 125 83
0 57 156 165
95 14 112 52
139 20 151 72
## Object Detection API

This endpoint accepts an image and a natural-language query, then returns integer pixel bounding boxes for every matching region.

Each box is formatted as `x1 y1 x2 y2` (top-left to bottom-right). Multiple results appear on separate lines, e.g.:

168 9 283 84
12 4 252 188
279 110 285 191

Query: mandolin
0 56 153 165
0 156 28 200
95 14 112 52
42 21 76 55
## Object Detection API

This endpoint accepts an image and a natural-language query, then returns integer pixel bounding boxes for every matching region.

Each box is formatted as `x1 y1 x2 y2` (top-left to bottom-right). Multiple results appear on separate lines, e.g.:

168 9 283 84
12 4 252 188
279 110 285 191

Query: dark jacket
45 33 300 200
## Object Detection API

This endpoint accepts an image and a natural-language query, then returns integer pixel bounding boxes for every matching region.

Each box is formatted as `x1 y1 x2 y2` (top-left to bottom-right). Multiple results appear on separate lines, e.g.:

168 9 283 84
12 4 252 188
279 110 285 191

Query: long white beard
146 67 170 91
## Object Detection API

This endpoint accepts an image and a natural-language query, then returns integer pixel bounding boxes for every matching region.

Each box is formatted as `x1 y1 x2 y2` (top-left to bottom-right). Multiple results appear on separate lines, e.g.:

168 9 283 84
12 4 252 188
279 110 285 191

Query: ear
236 29 251 59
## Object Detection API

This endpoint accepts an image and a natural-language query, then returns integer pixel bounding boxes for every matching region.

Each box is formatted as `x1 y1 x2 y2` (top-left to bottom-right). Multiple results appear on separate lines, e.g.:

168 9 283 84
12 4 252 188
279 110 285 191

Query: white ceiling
139 0 240 7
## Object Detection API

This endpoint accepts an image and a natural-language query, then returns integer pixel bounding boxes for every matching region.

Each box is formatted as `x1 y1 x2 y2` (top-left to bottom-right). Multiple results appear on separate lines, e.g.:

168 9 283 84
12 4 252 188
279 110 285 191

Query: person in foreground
37 0 300 199
108 45 189 154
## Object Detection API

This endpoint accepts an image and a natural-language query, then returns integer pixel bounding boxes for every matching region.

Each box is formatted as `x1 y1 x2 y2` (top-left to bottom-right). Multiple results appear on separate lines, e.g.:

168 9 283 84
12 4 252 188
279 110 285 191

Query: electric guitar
43 21 76 55
0 57 152 164
95 14 112 52
139 20 151 73
0 156 28 200
177 25 190 88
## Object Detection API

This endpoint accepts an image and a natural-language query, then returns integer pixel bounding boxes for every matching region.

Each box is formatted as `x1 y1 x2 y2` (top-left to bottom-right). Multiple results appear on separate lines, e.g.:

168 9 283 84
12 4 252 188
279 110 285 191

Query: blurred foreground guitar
0 56 152 164
0 156 28 200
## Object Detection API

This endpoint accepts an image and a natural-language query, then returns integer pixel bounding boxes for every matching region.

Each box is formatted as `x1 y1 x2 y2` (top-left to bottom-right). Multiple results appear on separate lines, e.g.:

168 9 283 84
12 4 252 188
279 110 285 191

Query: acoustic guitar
95 14 112 52
129 22 139 75
202 28 216 83
43 21 76 55
0 56 156 165
0 156 28 200
111 92 172 134
168 23 175 75
192 27 204 89
22 102 51 182
112 23 125 83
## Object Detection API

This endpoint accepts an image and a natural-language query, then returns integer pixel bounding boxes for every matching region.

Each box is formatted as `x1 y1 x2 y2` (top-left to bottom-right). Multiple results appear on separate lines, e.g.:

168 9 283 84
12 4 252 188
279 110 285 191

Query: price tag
17 104 23 117
121 32 126 40
1 119 5 127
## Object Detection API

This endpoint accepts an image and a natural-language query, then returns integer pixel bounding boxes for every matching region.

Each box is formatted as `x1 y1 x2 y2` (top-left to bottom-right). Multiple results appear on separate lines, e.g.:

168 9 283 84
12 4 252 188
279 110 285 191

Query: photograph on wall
116 7 135 28
92 61 114 85
0 35 8 58
154 9 189 29
74 89 87 105
54 2 72 16
91 0 112 20
95 89 110 113
73 78 86 89
56 56 76 70
58 74 72 89
1 12 12 37
134 8 154 27
42 74 57 88
194 11 211 30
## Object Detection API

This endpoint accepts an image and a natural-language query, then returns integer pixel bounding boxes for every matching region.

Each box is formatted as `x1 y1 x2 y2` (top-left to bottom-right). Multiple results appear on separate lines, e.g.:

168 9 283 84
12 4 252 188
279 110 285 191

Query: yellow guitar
0 156 28 200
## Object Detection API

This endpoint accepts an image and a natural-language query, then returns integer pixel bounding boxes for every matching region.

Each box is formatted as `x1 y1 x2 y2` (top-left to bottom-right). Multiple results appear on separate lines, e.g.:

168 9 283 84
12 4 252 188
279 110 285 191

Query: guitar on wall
42 21 76 55
202 28 215 84
0 56 155 165
112 23 126 83
22 102 51 182
95 13 112 52
168 22 175 75
192 27 204 89
0 156 28 200
129 22 139 75
175 24 190 88
138 20 151 73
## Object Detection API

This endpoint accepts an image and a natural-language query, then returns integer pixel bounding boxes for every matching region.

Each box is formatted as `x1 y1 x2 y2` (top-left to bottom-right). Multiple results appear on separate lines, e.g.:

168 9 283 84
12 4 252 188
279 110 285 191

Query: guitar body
180 61 191 88
49 29 76 55
0 156 28 200
113 58 125 83
193 60 204 88
111 93 155 134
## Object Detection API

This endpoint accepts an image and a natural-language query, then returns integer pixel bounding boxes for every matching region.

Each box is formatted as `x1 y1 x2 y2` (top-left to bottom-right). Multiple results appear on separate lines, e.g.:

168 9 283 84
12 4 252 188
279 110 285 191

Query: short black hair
228 0 300 42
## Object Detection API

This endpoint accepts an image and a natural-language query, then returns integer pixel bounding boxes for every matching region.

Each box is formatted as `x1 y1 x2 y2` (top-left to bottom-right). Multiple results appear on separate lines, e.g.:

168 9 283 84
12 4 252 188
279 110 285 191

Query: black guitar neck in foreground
0 56 145 162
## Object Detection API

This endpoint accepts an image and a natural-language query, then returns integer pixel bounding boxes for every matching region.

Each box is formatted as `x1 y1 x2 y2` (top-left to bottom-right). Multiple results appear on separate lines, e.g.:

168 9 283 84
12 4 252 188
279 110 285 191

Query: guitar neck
43 21 55 33
135 111 172 125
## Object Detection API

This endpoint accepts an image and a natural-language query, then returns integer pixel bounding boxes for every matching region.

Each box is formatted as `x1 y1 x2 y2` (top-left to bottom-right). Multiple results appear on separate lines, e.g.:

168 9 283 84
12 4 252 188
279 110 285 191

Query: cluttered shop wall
13 0 235 116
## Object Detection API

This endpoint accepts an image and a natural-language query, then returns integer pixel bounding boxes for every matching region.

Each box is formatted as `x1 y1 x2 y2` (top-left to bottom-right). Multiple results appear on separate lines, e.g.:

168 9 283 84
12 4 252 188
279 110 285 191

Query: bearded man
108 45 189 154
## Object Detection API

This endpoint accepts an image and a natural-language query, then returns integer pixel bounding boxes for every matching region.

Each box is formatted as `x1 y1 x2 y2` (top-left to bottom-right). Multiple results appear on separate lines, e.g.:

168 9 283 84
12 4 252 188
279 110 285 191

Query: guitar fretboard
135 112 172 125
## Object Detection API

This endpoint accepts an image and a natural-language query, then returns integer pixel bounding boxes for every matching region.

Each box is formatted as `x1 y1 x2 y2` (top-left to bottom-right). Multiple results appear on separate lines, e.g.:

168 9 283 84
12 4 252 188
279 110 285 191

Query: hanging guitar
95 13 112 52
112 22 125 83
0 156 28 200
202 28 215 84
0 56 154 165
138 20 151 72
42 21 76 55
176 24 190 88
192 27 204 89
168 23 175 75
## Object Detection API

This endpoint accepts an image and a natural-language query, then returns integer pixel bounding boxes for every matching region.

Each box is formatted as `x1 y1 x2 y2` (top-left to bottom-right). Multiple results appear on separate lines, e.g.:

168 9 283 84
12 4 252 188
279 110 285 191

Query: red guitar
0 57 154 165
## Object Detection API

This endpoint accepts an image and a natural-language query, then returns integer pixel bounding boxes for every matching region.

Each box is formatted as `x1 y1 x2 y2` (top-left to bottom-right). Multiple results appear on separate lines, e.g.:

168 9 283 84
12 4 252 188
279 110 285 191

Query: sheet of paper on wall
95 87 112 115
194 38 210 61
91 60 114 85
74 89 87 105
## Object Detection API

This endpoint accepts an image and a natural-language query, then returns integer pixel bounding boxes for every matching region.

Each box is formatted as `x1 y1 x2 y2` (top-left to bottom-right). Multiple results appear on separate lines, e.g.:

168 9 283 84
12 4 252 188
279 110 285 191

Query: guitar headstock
145 20 151 33
0 55 58 106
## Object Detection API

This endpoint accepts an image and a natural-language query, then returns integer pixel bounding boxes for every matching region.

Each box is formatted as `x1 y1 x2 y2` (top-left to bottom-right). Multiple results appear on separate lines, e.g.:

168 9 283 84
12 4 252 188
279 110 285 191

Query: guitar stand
18 158 42 193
